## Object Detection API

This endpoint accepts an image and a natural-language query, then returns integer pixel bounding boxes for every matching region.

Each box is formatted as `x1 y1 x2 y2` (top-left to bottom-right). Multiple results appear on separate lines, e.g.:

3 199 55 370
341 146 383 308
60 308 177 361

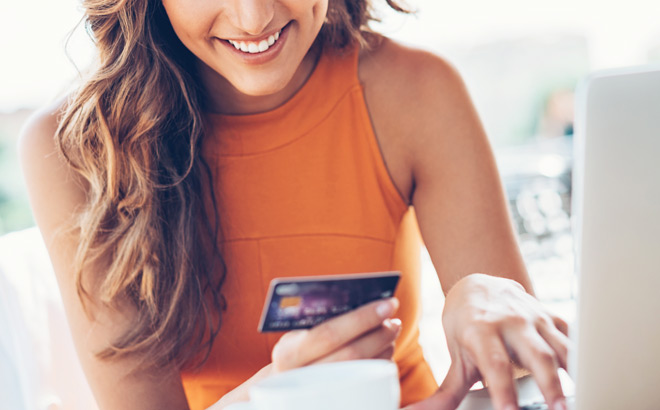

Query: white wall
2 0 658 112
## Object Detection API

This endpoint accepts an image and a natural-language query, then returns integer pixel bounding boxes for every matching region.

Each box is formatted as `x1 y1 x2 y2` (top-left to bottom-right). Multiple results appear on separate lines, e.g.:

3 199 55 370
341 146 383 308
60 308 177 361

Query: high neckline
204 46 360 157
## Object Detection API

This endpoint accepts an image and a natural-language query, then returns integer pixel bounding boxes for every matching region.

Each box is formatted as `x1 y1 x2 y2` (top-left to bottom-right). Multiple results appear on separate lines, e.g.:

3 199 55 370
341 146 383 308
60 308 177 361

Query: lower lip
220 24 289 65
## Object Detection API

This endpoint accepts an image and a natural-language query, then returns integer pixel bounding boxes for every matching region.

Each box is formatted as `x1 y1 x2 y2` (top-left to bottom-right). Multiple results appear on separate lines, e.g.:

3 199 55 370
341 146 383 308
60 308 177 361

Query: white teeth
227 29 282 55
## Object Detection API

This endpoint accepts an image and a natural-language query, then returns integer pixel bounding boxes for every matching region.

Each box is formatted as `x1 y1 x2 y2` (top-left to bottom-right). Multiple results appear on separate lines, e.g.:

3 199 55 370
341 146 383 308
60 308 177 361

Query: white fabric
0 227 97 410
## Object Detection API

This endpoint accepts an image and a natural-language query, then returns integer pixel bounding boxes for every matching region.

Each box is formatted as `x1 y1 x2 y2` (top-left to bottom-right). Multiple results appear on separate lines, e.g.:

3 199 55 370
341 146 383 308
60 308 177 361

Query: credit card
258 271 401 332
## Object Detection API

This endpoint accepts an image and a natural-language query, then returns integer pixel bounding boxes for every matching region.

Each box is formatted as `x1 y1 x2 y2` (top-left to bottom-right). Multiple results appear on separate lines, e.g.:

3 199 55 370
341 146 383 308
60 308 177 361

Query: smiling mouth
225 28 283 54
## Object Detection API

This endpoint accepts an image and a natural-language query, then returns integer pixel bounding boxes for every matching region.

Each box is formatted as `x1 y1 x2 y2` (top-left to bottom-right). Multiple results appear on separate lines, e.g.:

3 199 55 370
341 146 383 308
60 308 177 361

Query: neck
199 44 322 115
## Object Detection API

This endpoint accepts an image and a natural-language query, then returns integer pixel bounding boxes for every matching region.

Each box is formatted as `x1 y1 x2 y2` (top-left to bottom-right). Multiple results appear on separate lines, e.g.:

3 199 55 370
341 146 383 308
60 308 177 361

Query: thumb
404 362 472 410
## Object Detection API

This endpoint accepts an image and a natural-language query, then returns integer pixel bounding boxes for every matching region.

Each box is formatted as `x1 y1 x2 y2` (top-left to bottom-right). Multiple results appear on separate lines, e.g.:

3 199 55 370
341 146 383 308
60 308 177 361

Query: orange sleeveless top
181 45 437 409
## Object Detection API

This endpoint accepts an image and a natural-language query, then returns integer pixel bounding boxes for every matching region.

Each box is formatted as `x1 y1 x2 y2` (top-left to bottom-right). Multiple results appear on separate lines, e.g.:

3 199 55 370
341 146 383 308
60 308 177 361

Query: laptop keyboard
520 404 548 410
520 396 574 410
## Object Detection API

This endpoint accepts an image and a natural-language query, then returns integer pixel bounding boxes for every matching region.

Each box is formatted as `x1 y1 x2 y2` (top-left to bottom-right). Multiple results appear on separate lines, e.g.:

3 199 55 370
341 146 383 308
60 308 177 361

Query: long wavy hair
56 0 409 372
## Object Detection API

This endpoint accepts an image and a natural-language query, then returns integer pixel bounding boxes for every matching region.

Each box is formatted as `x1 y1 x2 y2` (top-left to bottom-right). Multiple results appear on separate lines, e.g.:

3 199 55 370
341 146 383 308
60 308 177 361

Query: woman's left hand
407 273 570 410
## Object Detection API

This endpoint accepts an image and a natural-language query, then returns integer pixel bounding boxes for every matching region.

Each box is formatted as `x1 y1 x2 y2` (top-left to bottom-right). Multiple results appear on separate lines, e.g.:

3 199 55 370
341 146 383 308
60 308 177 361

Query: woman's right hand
271 297 402 373
214 298 401 408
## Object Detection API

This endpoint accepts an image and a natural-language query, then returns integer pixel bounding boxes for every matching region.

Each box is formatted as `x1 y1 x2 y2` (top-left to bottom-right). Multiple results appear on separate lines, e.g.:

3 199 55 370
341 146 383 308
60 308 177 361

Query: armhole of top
357 88 410 210
351 46 411 210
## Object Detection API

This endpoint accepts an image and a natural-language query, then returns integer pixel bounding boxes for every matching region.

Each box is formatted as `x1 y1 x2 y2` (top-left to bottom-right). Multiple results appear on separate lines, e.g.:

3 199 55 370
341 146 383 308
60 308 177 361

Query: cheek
312 0 329 27
298 0 328 44
161 0 216 46
286 0 328 28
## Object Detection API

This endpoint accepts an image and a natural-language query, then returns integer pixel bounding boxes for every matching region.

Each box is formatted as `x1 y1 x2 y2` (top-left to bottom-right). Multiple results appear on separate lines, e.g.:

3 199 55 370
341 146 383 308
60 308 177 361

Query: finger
272 298 399 369
271 330 308 372
468 334 518 410
312 318 401 364
551 315 569 336
537 320 570 370
507 329 565 410
308 297 399 354
405 361 472 410
374 343 395 360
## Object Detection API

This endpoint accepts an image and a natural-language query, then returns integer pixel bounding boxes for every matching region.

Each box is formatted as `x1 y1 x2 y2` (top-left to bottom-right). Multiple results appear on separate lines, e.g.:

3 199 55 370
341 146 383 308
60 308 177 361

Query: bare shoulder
358 36 477 203
19 99 64 167
359 36 464 105
359 36 471 120
18 98 87 242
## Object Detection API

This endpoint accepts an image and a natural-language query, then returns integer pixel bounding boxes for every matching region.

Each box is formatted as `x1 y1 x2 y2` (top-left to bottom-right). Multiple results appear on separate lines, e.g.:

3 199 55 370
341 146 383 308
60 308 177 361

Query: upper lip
221 25 285 43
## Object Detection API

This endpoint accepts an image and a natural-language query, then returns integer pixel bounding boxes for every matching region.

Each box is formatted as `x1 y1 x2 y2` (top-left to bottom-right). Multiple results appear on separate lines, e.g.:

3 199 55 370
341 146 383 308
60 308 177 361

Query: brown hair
56 0 409 371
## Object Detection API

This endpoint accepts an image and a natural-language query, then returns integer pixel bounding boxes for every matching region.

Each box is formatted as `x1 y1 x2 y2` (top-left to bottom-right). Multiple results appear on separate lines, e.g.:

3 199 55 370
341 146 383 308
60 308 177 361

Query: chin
236 78 292 97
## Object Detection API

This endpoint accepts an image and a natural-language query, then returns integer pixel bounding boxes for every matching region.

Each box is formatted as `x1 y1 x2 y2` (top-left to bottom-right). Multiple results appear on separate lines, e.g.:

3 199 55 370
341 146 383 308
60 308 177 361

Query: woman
19 0 569 409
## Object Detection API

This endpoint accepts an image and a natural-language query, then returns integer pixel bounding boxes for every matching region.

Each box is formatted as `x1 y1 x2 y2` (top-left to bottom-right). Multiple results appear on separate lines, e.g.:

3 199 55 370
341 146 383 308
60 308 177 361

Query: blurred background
1 0 659 408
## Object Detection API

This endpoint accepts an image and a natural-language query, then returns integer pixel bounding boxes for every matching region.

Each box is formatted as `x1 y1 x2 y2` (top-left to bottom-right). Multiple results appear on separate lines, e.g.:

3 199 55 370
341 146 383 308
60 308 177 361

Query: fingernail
553 398 567 410
504 405 517 410
376 299 395 318
384 318 402 334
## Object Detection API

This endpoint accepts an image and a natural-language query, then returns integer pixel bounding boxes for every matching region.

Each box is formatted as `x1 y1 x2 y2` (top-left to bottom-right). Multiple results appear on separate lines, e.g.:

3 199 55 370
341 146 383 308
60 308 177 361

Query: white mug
225 359 400 410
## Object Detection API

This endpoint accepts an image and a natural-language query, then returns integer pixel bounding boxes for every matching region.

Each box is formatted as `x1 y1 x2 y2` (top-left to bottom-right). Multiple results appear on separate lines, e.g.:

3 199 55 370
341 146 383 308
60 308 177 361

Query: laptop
457 64 660 410
570 64 660 409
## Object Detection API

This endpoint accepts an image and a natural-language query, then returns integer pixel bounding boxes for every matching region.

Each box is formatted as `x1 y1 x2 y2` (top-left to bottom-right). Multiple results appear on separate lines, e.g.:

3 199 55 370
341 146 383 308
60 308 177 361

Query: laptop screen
571 65 660 409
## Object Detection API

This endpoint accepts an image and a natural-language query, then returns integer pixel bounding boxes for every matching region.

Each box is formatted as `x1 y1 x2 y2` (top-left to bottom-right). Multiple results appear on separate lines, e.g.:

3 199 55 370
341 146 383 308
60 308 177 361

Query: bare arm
398 56 569 410
360 38 531 294
407 61 532 295
360 39 569 410
19 103 192 410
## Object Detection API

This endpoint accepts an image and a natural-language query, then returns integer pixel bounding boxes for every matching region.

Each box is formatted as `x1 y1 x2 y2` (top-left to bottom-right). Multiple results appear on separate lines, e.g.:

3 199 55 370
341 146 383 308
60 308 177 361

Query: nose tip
235 0 275 36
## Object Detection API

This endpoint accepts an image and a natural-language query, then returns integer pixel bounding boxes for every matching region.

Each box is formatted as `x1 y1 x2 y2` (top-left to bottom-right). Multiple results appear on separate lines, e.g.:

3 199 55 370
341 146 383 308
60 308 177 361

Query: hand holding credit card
258 271 401 332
